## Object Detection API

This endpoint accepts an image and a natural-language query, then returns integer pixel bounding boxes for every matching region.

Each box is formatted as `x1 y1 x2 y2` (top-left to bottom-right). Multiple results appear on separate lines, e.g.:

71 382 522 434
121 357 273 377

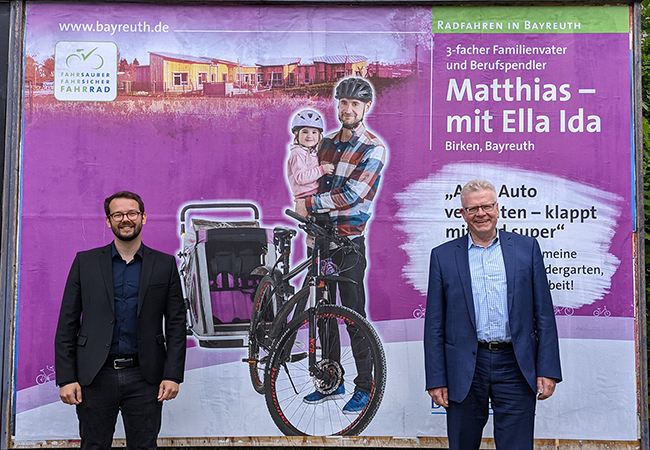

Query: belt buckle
113 358 131 369
488 341 499 351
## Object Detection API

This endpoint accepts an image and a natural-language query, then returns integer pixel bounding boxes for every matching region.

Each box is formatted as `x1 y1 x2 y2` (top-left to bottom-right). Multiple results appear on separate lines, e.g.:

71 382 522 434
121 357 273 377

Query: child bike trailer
178 202 274 348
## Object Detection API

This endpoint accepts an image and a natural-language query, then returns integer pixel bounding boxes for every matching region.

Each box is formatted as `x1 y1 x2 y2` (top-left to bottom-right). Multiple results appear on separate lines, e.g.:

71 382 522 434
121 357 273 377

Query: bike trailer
178 203 274 348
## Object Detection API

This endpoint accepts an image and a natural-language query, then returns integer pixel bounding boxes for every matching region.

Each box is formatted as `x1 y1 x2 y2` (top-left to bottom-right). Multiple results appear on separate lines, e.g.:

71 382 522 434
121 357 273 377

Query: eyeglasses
108 211 142 221
463 202 497 215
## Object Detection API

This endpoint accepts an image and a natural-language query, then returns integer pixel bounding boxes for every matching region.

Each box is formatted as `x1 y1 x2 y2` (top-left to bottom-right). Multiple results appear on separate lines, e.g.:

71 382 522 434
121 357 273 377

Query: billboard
14 2 637 444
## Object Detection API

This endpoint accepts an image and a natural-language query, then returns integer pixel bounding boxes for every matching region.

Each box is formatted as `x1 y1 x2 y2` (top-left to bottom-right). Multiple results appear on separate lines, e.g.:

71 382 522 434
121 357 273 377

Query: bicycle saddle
273 227 297 239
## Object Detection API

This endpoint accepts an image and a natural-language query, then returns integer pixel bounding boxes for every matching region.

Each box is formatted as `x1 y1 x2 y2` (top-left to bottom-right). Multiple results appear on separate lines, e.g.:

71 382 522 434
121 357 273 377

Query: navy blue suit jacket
424 230 562 403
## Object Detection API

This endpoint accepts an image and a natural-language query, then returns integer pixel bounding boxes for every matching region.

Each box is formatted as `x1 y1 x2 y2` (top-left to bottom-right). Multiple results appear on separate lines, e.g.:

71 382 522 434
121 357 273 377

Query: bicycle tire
264 305 386 436
248 279 310 394
248 275 277 394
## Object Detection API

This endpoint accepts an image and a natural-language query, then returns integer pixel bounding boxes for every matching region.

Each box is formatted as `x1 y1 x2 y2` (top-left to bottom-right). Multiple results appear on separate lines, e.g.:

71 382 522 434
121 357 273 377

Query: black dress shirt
110 243 143 356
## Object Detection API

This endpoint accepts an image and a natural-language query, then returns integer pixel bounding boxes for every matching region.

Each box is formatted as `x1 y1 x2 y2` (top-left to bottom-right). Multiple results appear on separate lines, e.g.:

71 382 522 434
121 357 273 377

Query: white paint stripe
394 163 623 309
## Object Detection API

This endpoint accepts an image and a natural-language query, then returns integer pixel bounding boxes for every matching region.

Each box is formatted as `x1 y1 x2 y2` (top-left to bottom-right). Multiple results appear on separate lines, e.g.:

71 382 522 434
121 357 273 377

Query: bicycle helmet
291 109 325 134
334 77 373 103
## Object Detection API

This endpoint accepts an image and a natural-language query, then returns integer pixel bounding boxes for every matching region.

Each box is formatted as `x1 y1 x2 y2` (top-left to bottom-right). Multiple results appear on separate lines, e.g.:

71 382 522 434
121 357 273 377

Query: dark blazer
55 243 186 387
424 231 562 403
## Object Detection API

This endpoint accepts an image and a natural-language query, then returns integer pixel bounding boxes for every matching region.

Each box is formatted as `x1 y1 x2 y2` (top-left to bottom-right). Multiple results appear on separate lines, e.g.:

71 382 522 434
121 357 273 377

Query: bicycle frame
249 208 358 375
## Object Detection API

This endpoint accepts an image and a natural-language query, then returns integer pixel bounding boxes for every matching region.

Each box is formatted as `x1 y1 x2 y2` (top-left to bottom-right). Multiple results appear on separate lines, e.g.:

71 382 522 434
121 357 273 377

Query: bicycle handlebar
284 209 357 251
284 208 309 224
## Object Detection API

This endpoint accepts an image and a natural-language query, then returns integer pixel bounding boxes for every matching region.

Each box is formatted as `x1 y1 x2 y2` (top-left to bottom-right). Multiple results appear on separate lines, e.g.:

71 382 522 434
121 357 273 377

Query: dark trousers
319 237 373 393
76 365 162 450
446 346 536 450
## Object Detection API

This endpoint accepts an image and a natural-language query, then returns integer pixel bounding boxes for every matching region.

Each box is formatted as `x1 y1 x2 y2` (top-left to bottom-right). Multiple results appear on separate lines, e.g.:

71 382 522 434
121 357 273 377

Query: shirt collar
467 230 500 249
111 242 143 260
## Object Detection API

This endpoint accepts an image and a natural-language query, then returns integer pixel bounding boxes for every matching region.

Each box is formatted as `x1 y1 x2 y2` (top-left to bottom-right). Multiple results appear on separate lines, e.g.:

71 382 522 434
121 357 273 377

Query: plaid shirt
305 122 387 237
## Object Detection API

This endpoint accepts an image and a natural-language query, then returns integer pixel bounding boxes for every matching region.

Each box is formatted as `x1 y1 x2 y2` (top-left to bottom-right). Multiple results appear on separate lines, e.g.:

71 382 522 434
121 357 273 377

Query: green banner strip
432 6 630 34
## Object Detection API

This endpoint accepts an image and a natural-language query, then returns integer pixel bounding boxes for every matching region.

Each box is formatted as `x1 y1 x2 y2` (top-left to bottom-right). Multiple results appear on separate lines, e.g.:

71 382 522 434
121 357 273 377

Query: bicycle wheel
248 279 309 394
264 305 386 436
248 275 277 394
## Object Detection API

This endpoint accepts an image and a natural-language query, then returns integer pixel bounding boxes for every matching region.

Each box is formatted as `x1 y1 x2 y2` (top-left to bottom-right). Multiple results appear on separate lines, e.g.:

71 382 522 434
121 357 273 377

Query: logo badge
55 41 117 102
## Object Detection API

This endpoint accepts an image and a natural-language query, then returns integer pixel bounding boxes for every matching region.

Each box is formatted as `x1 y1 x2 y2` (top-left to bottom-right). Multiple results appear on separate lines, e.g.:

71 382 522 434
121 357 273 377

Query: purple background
17 4 633 399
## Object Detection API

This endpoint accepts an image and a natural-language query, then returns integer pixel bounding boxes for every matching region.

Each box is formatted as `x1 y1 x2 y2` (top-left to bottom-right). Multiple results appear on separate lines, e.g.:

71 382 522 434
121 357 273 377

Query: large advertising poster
15 2 636 443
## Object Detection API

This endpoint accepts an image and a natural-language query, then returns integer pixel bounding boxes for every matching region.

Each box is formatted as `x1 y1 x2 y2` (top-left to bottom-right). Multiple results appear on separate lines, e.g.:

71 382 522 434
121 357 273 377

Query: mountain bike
262 210 386 436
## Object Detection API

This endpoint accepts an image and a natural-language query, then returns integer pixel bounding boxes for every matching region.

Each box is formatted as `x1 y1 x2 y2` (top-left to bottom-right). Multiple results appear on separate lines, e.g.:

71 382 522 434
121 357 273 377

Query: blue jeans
76 366 162 450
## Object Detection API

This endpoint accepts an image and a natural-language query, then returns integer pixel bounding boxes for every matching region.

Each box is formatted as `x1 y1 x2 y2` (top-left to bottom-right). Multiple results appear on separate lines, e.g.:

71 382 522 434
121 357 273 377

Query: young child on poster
287 109 334 202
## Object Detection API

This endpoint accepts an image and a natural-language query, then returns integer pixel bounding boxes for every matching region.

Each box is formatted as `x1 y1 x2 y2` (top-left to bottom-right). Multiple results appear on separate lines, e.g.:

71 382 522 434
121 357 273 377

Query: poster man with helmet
295 77 388 414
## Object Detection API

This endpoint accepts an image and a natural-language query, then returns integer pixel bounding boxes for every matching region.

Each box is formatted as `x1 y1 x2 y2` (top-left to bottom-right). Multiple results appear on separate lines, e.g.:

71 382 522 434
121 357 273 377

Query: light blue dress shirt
468 232 510 343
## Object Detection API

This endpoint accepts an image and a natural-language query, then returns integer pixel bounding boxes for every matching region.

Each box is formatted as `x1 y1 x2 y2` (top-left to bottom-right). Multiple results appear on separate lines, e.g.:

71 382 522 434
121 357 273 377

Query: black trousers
76 365 162 450
319 236 373 393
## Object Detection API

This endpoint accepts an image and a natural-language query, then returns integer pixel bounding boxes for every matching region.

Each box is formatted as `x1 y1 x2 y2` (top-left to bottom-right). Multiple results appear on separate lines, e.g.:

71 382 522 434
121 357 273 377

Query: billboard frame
0 0 646 449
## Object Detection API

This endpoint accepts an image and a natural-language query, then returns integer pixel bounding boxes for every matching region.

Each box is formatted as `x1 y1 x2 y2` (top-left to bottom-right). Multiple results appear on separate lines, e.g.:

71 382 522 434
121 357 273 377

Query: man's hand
158 380 179 402
428 387 449 408
537 376 557 400
294 198 308 217
60 382 82 405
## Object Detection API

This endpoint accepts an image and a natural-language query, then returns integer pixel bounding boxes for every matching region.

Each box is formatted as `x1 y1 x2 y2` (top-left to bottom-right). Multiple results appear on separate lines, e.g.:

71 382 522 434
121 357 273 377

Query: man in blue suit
424 179 561 450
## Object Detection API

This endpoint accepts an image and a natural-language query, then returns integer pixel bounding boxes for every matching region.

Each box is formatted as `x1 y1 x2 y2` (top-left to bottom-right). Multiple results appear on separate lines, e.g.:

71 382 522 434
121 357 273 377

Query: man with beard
295 77 387 414
55 191 186 450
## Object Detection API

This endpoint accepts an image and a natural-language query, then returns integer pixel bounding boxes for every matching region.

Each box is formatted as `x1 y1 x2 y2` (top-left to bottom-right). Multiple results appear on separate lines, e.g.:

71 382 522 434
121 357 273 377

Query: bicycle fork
308 276 339 386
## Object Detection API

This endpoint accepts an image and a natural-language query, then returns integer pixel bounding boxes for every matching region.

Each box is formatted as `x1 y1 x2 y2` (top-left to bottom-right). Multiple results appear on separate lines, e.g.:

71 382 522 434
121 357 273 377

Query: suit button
105 343 110 347
110 319 114 324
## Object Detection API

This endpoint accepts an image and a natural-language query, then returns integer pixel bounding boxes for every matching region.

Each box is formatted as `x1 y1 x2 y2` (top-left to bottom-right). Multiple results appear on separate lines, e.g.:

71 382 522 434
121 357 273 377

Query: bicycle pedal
241 356 269 364
290 352 307 363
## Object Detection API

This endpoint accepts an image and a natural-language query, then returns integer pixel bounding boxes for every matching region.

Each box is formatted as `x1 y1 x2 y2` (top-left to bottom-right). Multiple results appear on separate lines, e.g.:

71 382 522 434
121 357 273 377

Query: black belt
105 355 139 369
478 341 513 351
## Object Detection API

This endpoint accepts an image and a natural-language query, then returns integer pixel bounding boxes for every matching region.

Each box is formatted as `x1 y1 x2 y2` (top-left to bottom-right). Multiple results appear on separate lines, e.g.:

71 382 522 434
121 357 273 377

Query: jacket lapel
99 244 115 312
500 232 516 313
455 234 476 328
138 245 154 314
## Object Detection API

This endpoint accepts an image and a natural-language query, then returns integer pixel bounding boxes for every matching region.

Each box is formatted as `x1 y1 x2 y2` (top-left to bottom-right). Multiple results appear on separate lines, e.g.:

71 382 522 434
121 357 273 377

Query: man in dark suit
424 179 561 450
55 191 186 450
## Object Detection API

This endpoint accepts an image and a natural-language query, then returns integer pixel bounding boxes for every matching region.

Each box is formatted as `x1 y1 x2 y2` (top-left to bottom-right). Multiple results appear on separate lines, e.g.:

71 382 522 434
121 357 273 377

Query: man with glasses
55 191 186 450
424 179 561 450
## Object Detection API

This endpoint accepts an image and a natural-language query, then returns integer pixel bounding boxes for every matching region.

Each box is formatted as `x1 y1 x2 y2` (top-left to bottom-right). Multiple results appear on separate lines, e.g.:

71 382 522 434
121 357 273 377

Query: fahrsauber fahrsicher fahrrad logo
54 41 117 101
